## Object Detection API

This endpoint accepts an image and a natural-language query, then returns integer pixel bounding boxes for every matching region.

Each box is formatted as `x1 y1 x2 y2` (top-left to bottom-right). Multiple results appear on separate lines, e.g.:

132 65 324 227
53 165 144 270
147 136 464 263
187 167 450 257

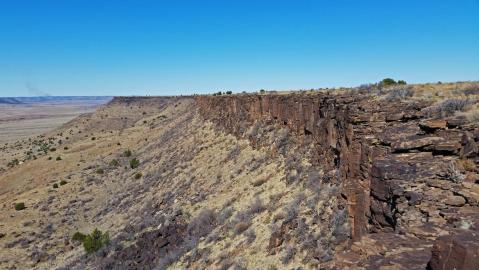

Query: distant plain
0 97 111 144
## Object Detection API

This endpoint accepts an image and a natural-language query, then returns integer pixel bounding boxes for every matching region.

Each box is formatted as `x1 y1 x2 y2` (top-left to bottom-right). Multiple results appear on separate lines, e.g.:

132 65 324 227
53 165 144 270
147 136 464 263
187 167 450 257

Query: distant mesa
0 97 23 104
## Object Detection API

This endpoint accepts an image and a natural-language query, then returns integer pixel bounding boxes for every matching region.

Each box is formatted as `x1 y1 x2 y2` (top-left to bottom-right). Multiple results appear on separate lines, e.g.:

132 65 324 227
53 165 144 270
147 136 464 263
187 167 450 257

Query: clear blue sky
0 1 478 96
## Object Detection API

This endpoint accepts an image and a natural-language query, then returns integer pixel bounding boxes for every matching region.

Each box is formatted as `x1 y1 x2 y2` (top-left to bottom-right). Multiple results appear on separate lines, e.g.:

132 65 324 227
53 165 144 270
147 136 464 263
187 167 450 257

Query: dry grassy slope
0 96 326 270
1 81 477 270
0 97 191 268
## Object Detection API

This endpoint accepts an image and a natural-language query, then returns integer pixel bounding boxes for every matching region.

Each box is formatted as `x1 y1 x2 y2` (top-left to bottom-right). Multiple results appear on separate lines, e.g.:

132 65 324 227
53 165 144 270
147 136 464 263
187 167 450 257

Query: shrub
248 196 266 215
134 172 143 179
438 99 472 116
187 208 217 238
53 183 59 189
260 89 266 94
123 149 132 157
385 87 413 101
72 231 86 242
91 137 96 141
244 228 256 244
96 168 104 174
462 84 479 95
83 228 110 254
445 161 465 183
380 78 397 87
281 245 296 265
397 80 407 85
50 147 56 152
7 159 19 168
226 91 232 95
60 180 67 186
109 159 119 167
331 208 349 239
218 207 234 224
130 158 140 169
15 202 26 211
56 156 62 161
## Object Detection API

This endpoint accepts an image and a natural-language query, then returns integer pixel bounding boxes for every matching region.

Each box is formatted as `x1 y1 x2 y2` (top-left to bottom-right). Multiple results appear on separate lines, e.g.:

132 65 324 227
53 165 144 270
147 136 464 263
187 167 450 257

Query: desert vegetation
0 83 477 270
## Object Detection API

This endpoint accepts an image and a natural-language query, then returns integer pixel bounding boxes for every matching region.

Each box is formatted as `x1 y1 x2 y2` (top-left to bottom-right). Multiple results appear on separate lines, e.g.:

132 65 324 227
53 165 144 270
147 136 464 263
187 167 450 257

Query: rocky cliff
197 92 479 269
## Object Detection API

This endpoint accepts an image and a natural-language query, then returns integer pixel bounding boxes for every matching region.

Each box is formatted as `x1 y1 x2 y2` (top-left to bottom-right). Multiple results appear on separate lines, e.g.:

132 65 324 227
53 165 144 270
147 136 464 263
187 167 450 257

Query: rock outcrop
196 92 479 268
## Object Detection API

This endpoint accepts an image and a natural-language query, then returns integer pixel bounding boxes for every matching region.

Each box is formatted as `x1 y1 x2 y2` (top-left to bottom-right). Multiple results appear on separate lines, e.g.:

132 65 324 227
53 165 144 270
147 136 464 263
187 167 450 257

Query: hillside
0 82 478 270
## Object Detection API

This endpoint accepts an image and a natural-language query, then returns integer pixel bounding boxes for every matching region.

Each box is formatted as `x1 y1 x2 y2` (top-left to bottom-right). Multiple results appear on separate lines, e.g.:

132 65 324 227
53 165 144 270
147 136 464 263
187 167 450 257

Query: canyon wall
196 92 479 266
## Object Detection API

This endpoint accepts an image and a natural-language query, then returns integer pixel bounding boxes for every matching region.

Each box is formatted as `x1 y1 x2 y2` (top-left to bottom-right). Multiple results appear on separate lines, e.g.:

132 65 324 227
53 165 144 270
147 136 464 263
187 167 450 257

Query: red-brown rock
428 231 479 270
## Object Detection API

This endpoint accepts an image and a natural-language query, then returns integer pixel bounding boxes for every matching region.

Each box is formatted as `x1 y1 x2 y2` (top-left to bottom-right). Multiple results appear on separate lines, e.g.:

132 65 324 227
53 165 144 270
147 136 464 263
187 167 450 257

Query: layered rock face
196 93 479 269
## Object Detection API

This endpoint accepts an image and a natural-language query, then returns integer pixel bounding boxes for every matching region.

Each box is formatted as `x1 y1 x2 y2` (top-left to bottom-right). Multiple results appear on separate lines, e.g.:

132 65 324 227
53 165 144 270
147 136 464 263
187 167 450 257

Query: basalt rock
428 230 479 270
196 92 479 268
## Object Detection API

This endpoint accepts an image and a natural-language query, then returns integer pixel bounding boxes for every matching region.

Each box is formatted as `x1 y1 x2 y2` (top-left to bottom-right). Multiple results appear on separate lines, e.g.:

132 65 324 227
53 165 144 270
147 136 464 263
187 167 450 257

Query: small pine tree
130 158 140 169
123 150 132 157
72 231 86 242
381 78 397 87
109 159 119 167
83 229 109 254
15 202 25 211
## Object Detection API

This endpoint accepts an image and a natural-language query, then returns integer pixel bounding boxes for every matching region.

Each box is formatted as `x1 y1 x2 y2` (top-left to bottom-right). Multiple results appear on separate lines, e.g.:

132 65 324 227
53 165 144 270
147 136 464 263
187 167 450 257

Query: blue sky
0 1 478 97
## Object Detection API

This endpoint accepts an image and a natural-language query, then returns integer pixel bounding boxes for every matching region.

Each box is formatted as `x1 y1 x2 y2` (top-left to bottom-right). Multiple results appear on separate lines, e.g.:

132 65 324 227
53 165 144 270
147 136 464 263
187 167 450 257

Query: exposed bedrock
196 93 479 267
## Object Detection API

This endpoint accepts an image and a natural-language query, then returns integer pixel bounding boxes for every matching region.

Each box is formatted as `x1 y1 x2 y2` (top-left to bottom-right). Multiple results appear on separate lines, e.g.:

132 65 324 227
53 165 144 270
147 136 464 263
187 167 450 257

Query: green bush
226 91 232 95
109 159 119 167
135 172 143 179
72 231 86 242
380 78 407 87
381 78 397 87
60 180 67 186
53 183 59 189
56 156 62 161
7 159 19 168
15 202 25 211
96 168 104 174
123 150 132 157
260 89 266 94
83 228 109 254
130 158 140 169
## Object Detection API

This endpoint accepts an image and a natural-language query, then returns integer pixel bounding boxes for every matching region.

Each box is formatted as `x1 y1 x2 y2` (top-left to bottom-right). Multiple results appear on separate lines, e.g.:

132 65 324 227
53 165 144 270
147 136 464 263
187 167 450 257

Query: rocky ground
0 82 478 269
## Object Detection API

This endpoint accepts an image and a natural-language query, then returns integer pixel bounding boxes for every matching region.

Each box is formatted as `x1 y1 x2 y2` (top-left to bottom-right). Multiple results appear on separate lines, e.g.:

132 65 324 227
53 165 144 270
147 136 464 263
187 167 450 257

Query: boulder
428 231 479 270
420 119 447 132
444 195 466 207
